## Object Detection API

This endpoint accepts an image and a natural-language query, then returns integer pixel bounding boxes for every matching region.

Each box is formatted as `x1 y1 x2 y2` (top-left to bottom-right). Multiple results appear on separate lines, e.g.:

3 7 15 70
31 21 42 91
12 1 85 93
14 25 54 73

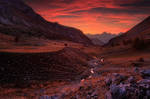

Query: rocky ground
61 58 150 99
0 55 149 99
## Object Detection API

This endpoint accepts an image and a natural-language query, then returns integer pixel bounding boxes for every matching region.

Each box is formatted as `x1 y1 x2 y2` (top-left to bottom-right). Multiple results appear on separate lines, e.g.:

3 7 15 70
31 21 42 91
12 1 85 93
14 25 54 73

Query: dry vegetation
0 34 84 53
0 36 150 99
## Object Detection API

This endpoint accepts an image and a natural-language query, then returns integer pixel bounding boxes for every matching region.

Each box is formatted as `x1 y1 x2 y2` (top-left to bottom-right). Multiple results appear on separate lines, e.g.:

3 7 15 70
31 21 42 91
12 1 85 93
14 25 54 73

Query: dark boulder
140 69 150 79
105 73 150 99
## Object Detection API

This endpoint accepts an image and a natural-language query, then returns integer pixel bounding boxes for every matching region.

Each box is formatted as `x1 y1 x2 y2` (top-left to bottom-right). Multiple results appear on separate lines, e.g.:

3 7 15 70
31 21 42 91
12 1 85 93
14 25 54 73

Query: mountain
106 16 150 46
89 38 104 46
87 32 120 44
0 0 92 45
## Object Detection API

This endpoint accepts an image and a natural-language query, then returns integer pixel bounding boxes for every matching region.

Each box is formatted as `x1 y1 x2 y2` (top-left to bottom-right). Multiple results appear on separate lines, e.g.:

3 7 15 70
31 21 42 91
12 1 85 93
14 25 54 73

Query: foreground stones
141 69 150 79
105 69 150 99
38 69 150 99
39 95 60 99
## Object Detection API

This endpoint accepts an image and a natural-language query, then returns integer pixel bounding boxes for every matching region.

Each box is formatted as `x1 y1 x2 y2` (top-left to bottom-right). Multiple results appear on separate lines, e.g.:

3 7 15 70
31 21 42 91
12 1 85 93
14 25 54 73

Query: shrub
111 43 114 47
14 36 19 42
131 62 142 67
132 38 147 50
123 40 127 45
64 43 68 46
123 39 132 46
138 57 144 62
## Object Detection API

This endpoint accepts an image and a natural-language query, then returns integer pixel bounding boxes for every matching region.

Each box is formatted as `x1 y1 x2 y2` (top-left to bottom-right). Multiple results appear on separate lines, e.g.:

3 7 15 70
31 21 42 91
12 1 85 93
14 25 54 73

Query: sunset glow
26 0 150 34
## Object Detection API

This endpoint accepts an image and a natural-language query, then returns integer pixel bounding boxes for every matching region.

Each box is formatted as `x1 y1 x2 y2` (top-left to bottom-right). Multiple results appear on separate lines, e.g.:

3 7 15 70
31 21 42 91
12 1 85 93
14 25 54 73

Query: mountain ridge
0 0 92 45
86 32 120 44
106 16 150 46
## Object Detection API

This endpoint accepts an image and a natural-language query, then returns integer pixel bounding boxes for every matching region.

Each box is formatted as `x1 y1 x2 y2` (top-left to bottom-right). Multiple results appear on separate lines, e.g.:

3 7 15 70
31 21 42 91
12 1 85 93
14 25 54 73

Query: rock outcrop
141 69 150 79
105 70 150 99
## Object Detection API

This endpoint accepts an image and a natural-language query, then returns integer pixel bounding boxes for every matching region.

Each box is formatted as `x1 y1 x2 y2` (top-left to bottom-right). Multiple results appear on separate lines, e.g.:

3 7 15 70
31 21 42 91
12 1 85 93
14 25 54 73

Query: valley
0 0 150 99
0 36 150 99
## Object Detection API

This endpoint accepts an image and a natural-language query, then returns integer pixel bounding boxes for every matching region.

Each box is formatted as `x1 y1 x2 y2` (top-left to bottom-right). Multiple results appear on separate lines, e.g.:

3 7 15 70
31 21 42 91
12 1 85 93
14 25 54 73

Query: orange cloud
26 0 150 34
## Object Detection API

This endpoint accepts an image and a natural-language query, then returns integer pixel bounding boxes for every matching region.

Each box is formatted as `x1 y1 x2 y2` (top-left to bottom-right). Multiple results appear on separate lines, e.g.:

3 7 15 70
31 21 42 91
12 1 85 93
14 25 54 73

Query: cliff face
106 16 150 46
0 0 92 44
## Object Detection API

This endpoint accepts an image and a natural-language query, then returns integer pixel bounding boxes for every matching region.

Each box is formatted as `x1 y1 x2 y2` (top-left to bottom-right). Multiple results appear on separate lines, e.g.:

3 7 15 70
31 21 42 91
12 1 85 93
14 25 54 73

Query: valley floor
0 38 150 99
0 36 83 53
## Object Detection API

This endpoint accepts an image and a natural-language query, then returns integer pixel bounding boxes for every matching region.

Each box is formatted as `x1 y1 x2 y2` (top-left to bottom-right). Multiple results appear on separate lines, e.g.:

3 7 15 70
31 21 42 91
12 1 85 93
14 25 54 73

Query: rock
128 76 135 83
81 79 85 82
112 73 120 77
70 96 76 99
134 67 139 73
109 84 127 99
111 73 127 84
140 69 150 79
137 79 150 84
105 91 112 99
88 75 92 79
86 95 91 99
91 90 98 97
105 78 112 86
86 89 98 99
146 90 150 97
39 88 45 94
86 86 92 90
60 93 66 98
137 79 150 90
75 94 80 99
39 95 50 99
39 95 60 99
105 73 127 86
105 73 150 99
90 68 94 74
79 86 84 91
87 90 93 95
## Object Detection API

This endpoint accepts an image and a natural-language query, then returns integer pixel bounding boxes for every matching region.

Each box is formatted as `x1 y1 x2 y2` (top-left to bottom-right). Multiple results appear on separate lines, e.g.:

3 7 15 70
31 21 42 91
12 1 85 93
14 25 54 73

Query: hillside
106 16 150 46
0 0 92 45
0 47 93 85
0 31 93 84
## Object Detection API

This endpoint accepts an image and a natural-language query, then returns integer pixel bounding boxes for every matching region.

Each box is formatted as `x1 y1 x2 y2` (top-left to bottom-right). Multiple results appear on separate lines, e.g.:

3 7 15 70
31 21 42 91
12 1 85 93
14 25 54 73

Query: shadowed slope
0 0 92 45
0 47 92 85
106 16 150 46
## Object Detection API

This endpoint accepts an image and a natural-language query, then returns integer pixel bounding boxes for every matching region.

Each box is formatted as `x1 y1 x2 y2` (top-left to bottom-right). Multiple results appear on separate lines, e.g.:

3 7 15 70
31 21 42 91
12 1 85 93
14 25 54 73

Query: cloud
25 0 150 34
53 15 80 18
120 0 150 7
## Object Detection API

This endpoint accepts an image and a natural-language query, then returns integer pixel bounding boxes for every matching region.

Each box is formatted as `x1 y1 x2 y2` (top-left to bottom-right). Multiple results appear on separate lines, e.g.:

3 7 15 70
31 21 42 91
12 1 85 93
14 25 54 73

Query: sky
26 0 150 34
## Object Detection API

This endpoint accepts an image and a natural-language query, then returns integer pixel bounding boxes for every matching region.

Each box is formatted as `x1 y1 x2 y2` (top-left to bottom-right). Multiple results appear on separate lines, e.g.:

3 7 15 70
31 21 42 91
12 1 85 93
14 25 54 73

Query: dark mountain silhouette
106 16 150 46
0 0 92 44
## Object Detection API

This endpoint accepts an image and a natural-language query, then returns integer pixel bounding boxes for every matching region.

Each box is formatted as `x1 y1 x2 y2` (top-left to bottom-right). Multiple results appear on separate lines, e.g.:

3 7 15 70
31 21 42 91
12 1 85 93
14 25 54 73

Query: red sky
26 0 150 34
